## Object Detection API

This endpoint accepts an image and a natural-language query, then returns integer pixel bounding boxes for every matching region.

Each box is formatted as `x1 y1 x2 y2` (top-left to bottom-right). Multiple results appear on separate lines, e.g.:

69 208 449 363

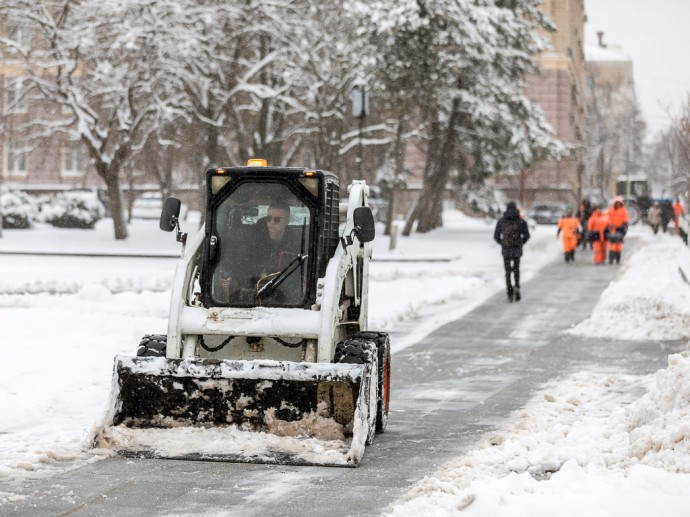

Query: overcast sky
584 0 690 141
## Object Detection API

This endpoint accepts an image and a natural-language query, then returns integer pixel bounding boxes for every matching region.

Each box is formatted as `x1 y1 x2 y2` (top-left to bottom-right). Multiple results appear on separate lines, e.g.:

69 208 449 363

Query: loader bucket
93 355 376 467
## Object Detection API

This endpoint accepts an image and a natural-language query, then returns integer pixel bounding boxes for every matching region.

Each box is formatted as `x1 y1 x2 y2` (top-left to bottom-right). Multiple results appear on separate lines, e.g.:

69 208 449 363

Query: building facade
584 35 637 200
492 0 587 208
1 14 97 197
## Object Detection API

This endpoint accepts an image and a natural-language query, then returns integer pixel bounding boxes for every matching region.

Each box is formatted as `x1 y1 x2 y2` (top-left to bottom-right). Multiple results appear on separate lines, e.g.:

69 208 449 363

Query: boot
615 251 621 264
507 286 514 303
564 252 569 263
608 252 615 264
514 287 521 302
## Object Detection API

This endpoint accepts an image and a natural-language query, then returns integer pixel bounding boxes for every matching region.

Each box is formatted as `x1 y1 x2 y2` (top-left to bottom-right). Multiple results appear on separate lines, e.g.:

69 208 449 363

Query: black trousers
503 257 520 292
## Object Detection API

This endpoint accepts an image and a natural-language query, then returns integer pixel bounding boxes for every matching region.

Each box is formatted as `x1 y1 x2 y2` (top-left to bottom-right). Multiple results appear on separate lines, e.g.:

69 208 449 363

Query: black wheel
335 339 375 364
335 339 378 444
627 203 641 225
355 331 390 433
137 334 167 357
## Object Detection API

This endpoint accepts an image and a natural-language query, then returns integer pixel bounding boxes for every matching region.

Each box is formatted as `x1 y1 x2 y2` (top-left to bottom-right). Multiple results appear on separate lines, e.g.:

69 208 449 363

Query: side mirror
160 197 181 232
353 206 375 243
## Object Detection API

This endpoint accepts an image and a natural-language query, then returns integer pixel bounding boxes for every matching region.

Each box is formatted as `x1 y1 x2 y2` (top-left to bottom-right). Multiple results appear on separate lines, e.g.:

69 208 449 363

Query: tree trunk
404 99 462 235
384 115 406 237
410 161 447 233
126 165 135 224
205 123 222 168
384 187 396 237
104 173 128 240
198 122 223 227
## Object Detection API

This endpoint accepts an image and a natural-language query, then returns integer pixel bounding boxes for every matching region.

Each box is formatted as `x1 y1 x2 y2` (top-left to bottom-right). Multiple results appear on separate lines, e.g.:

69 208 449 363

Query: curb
0 250 179 259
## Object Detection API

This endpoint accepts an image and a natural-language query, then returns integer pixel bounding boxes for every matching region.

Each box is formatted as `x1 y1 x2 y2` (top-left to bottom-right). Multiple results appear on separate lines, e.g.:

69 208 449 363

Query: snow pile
626 353 690 472
94 425 354 467
570 235 690 340
264 408 346 441
385 353 690 516
387 461 690 516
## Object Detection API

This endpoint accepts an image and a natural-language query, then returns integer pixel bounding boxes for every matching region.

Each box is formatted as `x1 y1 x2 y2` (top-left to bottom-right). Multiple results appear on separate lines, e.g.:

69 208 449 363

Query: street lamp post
351 80 368 177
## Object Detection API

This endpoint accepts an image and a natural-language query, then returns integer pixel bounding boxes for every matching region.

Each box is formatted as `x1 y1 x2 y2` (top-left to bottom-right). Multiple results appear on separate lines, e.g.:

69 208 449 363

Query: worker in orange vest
607 197 629 264
587 205 609 265
556 207 581 263
673 197 685 234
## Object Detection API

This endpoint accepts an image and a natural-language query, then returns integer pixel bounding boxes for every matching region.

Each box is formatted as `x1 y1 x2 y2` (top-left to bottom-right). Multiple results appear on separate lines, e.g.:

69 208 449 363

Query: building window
5 78 27 113
5 140 28 177
6 18 32 53
62 141 85 177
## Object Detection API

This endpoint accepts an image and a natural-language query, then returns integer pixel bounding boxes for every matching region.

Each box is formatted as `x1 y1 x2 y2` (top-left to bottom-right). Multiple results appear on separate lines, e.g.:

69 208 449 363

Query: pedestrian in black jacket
494 201 530 302
661 199 674 233
576 198 593 249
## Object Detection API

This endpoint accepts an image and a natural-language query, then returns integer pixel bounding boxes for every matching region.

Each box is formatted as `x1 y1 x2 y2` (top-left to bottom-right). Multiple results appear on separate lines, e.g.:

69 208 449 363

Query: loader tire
137 334 167 357
355 331 390 434
335 339 378 445
334 340 375 365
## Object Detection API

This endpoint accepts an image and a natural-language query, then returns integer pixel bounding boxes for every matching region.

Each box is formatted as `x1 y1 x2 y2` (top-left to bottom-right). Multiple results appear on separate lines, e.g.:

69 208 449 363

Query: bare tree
584 72 646 199
647 95 690 197
671 96 690 177
1 0 184 239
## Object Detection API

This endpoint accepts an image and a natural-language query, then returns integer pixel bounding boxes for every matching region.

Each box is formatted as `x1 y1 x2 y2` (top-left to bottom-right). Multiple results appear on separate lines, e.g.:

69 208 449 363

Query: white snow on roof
585 44 631 63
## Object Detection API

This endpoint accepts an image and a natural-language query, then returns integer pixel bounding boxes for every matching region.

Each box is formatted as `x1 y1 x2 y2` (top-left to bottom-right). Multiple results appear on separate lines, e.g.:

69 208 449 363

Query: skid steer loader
94 160 390 467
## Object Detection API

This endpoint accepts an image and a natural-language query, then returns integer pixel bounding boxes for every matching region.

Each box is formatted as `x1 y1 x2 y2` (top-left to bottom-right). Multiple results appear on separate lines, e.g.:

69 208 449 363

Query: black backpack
501 218 522 247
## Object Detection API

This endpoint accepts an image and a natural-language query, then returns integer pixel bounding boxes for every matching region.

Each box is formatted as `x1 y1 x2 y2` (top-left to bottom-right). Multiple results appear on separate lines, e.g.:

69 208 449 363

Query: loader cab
200 164 339 309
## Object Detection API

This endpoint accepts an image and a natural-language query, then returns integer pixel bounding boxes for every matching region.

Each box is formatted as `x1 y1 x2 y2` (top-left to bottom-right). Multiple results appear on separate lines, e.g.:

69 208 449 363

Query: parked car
524 203 567 224
131 193 188 221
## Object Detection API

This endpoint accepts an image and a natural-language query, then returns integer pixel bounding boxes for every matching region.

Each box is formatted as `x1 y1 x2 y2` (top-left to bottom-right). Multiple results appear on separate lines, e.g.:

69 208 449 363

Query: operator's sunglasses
266 215 284 224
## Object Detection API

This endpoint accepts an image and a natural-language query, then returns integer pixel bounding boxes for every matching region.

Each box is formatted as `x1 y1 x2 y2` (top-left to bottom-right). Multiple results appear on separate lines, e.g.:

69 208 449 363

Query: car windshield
210 182 312 308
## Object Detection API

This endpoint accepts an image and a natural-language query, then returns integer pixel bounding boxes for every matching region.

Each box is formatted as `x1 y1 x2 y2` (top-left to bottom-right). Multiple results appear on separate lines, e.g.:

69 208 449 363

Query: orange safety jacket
674 202 685 221
607 204 629 230
588 210 609 241
558 216 580 251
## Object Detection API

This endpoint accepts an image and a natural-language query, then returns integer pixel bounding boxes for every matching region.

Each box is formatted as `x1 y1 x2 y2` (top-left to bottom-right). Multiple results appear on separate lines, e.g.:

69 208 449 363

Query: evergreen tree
347 0 564 233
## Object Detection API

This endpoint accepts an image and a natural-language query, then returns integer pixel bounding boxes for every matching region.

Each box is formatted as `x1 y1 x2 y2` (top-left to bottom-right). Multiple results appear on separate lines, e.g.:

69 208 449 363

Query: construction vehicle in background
94 160 390 467
615 175 652 225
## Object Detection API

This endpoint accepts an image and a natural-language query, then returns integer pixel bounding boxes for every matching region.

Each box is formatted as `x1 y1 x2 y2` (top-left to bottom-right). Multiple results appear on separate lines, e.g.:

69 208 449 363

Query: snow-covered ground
1 212 690 515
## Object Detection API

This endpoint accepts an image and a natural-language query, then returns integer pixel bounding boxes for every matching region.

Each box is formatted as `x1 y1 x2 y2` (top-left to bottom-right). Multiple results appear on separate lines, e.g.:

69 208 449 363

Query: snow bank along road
1 236 684 516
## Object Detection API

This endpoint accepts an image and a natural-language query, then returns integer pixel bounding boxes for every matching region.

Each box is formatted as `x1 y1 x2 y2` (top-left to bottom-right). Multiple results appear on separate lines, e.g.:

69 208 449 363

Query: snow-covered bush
456 183 503 219
0 187 38 229
39 191 106 229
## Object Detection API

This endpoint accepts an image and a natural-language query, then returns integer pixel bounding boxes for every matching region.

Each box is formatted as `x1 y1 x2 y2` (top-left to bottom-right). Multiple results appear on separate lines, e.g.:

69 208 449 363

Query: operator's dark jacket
494 204 530 259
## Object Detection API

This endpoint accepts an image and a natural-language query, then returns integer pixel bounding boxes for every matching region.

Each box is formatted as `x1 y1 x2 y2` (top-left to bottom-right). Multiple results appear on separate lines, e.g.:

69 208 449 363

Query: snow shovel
93 355 377 467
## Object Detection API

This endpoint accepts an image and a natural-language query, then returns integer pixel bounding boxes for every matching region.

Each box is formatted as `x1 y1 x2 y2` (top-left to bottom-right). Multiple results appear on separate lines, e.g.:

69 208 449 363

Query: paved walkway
1 238 685 517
